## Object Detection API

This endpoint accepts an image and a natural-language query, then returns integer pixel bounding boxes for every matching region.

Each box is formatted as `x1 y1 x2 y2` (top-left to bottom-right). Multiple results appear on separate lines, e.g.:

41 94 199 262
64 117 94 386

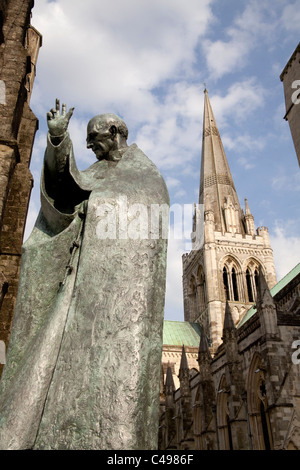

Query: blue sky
26 0 300 321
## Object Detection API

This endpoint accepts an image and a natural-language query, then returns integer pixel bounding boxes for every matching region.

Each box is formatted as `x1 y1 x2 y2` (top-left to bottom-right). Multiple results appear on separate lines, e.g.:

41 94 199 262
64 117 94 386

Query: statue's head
86 113 128 161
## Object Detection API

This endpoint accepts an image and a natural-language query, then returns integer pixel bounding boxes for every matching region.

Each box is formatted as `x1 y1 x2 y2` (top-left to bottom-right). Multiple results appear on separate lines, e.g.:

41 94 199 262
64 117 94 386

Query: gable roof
237 262 300 327
163 321 201 347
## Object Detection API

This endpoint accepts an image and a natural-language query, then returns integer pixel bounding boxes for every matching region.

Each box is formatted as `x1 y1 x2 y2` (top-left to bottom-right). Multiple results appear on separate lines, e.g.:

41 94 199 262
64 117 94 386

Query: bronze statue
0 100 169 450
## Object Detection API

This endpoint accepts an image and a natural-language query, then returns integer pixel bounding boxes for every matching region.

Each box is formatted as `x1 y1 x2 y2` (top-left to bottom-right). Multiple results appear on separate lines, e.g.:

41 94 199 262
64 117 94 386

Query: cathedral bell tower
182 89 277 352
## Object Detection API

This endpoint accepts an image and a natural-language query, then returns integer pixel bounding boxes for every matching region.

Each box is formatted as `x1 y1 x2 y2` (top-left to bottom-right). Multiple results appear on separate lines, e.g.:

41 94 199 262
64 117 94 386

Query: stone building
159 89 300 451
280 42 300 167
0 0 41 375
161 321 201 392
183 89 277 352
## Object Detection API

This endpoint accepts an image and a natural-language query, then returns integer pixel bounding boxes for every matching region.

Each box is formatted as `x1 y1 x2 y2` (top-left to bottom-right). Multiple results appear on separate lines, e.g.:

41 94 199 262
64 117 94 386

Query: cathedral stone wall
280 42 300 166
160 268 300 450
0 0 41 376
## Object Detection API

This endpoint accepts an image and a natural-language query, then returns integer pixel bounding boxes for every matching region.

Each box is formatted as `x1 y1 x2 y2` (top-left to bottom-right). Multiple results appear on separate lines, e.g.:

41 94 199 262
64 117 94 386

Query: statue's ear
109 125 117 138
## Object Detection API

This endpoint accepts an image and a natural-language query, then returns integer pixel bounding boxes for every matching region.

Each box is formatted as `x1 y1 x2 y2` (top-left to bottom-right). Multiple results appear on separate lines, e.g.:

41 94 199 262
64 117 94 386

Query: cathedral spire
223 301 236 333
199 89 243 234
179 345 189 376
165 365 175 395
244 198 256 236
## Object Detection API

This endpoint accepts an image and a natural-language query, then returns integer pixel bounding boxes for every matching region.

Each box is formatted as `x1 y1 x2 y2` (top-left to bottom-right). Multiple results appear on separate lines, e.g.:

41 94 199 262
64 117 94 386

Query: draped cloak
0 131 169 450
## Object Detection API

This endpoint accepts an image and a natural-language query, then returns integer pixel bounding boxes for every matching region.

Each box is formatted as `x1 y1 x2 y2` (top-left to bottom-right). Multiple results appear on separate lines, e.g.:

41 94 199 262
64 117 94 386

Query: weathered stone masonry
0 0 41 376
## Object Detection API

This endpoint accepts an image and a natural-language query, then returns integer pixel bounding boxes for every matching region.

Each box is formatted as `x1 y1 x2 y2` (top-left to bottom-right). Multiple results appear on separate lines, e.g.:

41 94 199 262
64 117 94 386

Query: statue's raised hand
47 98 74 137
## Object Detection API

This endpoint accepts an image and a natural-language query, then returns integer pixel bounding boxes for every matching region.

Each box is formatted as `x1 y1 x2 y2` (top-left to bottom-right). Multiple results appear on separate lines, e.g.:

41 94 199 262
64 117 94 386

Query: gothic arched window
254 269 259 290
197 266 206 314
247 354 273 450
188 276 198 321
246 269 253 302
232 268 239 301
227 415 233 450
245 261 261 303
222 259 241 302
223 267 230 301
260 394 271 450
217 376 232 450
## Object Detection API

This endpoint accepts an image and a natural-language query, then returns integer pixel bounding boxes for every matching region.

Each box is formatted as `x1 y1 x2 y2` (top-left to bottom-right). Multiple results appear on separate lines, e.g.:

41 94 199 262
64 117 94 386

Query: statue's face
86 117 116 160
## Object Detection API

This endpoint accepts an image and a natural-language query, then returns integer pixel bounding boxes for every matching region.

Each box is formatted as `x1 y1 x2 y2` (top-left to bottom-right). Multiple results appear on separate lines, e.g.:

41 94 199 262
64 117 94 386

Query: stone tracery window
222 258 241 302
245 260 261 303
188 266 206 321
247 354 273 450
232 267 239 301
217 376 232 450
246 269 253 302
196 265 206 313
188 276 198 321
223 267 230 301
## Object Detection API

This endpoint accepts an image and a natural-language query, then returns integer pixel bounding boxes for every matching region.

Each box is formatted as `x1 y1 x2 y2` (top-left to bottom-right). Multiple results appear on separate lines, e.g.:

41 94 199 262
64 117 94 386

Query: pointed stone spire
244 198 251 215
197 329 214 397
256 267 279 338
179 345 189 381
199 89 243 234
223 300 236 333
165 365 175 395
197 328 212 375
256 267 274 306
198 329 211 356
222 302 239 360
178 346 193 437
244 198 256 236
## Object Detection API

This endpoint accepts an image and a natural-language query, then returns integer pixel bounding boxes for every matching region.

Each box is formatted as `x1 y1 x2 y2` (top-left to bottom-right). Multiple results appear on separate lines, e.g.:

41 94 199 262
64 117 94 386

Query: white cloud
209 79 266 128
237 156 256 171
203 0 277 80
270 224 300 281
164 237 186 321
23 200 39 241
165 177 181 189
68 117 96 168
222 133 266 152
203 38 249 80
135 82 203 169
31 0 214 122
271 169 300 192
281 1 300 33
174 189 187 199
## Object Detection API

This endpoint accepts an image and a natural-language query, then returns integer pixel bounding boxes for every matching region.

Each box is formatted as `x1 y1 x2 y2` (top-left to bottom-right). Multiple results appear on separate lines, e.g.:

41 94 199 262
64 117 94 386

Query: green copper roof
238 262 300 327
163 321 201 347
269 262 300 297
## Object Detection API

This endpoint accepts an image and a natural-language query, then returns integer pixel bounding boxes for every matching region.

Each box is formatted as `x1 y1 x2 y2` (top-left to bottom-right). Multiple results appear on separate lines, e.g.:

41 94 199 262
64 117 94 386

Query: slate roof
163 321 201 347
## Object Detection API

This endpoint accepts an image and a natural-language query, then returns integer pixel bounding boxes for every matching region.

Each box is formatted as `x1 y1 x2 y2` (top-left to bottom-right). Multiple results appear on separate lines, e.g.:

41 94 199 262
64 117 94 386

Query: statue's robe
0 132 169 450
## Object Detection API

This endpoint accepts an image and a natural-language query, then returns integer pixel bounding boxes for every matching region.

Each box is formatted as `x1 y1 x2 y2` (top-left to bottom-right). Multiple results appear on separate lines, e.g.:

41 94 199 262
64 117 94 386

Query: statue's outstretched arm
44 98 74 177
43 99 87 214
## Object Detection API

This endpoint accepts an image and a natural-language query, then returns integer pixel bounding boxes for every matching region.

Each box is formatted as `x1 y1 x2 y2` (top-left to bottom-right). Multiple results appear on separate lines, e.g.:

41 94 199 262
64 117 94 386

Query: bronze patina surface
0 101 169 450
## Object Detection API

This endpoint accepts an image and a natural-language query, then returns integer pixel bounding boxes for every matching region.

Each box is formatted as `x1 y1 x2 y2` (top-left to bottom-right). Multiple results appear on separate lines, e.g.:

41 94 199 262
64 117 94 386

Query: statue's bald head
86 113 128 161
88 114 128 139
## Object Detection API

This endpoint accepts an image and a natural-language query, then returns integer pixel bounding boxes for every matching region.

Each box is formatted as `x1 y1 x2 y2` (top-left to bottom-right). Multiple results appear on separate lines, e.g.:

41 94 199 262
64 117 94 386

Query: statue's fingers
66 107 75 121
62 103 67 116
47 112 53 120
55 98 60 116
